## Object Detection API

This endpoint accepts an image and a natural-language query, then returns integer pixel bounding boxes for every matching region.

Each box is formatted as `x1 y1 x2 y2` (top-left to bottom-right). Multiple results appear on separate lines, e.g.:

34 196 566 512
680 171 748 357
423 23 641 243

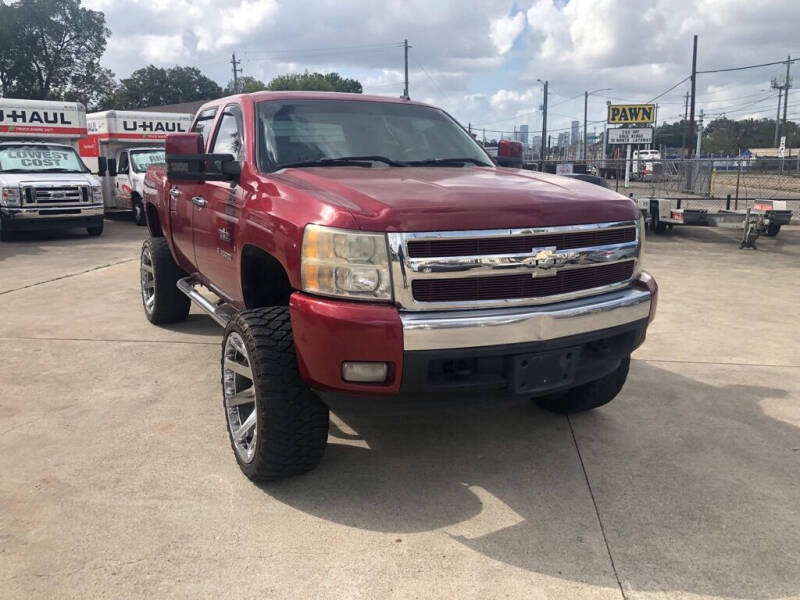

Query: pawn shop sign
607 104 656 124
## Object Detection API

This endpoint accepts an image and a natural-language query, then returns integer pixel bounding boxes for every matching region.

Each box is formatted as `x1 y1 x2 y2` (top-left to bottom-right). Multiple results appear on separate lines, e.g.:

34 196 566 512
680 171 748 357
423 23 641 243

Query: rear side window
192 108 218 148
117 151 129 173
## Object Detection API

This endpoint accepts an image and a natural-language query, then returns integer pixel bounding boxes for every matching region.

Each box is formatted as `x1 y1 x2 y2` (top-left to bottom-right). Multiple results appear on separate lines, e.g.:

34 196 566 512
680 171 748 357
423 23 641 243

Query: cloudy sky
84 0 800 140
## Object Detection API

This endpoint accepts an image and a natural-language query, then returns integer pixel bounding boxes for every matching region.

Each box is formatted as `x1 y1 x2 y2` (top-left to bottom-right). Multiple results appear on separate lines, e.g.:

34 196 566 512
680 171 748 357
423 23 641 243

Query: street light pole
584 88 611 162
538 79 548 170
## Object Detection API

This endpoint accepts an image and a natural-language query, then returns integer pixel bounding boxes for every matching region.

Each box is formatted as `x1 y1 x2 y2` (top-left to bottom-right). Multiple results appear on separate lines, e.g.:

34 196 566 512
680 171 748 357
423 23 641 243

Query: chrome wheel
140 245 155 314
224 332 258 463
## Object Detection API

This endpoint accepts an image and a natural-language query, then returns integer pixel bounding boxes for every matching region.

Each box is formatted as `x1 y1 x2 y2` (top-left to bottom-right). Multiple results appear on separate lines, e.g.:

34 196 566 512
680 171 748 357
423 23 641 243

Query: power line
647 76 691 103
697 57 799 74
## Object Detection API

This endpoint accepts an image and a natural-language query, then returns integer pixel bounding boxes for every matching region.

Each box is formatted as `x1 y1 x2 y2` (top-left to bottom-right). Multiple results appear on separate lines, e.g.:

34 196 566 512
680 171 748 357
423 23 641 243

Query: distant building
571 121 580 145
519 124 529 146
532 135 542 151
557 131 570 149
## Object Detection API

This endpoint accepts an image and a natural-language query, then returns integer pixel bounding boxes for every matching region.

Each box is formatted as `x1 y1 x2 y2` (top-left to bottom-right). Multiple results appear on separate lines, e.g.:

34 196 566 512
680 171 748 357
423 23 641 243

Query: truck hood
0 172 100 187
272 166 640 231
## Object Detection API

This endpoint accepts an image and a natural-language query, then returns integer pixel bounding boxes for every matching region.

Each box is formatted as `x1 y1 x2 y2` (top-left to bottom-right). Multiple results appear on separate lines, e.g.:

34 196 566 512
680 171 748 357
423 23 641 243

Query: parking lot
1 218 799 599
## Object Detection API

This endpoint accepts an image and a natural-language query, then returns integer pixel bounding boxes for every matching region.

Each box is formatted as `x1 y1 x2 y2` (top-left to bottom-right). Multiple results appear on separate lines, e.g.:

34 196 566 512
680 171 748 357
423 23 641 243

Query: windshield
0 145 87 173
256 99 492 171
0 144 87 173
130 149 165 173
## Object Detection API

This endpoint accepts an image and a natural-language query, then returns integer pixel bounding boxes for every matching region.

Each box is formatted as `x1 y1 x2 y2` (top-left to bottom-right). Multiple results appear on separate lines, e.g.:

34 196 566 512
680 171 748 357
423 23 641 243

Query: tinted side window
192 108 218 147
117 151 129 173
211 112 243 160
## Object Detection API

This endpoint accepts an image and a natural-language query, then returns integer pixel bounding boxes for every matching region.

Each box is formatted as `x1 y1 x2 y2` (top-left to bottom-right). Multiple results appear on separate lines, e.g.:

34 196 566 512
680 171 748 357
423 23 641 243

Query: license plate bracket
512 347 581 394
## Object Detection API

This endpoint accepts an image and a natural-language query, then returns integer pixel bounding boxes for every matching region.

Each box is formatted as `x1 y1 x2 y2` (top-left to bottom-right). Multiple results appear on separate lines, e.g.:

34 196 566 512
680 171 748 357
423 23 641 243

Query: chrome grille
387 221 641 311
23 184 88 205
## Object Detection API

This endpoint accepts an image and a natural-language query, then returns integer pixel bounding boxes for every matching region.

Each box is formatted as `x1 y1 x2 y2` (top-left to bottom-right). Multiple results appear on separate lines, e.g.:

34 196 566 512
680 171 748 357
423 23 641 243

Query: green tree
0 0 109 99
58 65 118 111
266 71 362 93
115 65 222 109
223 76 267 95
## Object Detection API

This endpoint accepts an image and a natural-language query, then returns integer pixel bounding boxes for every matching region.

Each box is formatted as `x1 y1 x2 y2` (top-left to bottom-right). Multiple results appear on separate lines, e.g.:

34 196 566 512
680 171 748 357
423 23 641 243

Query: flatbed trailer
639 198 793 245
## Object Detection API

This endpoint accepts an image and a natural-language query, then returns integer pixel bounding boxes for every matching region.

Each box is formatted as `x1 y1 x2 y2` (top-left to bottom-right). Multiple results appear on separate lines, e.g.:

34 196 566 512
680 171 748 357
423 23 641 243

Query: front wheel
87 219 104 236
534 357 630 414
0 215 13 242
222 307 329 481
132 199 147 226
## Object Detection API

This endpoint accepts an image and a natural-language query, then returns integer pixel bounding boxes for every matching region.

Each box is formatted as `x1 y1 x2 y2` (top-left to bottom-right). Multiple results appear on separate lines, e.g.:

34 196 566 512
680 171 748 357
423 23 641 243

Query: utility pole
772 78 784 146
231 52 241 93
680 91 689 155
696 109 704 157
782 55 791 137
403 39 410 99
687 34 698 157
539 80 548 169
583 91 588 161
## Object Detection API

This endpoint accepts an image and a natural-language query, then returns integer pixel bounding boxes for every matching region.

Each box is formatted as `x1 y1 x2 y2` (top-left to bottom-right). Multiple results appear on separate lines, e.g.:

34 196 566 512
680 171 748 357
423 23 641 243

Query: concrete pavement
1 219 799 599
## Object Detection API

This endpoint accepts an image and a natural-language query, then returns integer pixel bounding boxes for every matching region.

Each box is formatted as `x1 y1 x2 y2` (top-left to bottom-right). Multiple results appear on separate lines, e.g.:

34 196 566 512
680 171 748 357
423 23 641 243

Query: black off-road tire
132 196 147 226
87 218 104 236
222 307 329 481
140 236 190 324
534 356 630 414
766 223 781 237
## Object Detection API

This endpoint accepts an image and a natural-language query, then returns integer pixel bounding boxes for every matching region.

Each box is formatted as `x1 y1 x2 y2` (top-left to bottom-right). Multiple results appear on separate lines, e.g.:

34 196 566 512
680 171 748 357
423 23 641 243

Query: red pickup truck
141 92 657 481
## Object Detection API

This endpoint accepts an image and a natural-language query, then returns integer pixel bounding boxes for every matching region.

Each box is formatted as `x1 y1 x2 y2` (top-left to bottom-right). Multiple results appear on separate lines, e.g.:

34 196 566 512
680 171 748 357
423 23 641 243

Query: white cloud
489 12 526 55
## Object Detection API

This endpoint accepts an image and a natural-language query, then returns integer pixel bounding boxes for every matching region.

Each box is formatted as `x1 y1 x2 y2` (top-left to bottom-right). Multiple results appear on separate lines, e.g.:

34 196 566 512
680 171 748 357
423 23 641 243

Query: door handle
169 188 182 199
192 196 207 208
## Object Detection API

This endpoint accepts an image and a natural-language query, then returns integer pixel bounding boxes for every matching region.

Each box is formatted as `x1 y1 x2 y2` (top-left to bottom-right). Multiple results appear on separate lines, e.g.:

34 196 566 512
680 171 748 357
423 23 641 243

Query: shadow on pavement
260 361 799 599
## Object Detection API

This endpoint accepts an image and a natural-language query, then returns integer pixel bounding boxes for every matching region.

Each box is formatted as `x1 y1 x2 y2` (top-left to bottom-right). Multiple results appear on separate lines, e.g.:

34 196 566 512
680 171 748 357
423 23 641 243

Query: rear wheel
534 357 630 414
222 307 329 481
140 237 190 324
87 219 104 236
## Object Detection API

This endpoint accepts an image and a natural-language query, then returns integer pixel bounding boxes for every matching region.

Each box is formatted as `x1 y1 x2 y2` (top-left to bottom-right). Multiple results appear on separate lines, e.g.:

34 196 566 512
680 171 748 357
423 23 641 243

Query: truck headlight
92 186 103 204
1 187 21 207
301 224 392 301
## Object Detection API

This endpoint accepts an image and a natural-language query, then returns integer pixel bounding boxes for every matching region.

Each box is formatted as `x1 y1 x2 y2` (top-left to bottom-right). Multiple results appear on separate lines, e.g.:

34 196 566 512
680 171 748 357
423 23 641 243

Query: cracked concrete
1 218 799 599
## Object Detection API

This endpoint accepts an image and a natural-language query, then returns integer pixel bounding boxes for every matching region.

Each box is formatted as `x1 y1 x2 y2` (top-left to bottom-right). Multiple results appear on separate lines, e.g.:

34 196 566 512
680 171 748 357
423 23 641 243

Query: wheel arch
240 244 293 309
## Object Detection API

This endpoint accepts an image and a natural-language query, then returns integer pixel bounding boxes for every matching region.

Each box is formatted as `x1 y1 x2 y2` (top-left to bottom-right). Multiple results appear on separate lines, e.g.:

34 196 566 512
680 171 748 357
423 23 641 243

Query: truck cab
0 99 104 241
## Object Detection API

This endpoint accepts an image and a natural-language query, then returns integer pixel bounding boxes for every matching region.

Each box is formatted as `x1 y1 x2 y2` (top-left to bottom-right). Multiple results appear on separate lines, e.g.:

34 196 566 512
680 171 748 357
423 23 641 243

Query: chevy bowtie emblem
525 246 579 277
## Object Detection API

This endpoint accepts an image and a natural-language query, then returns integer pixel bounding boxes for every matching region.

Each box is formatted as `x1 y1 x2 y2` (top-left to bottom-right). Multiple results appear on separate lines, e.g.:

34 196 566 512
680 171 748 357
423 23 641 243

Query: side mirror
97 156 108 176
107 158 118 177
166 132 240 182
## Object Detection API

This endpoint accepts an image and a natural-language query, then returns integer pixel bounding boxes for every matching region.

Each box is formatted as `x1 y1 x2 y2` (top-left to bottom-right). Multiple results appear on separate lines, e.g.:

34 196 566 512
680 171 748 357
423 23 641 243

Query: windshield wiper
37 168 79 173
406 157 492 167
276 155 407 169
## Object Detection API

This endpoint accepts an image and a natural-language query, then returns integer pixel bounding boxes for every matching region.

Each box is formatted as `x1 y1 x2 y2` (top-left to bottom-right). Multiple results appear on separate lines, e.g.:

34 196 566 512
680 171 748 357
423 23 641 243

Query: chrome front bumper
1 204 104 221
400 285 652 351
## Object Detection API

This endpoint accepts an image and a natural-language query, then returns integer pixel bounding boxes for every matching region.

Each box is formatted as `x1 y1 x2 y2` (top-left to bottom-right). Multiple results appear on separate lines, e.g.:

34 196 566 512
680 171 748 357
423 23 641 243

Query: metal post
624 143 631 188
680 92 689 157
735 154 742 210
773 85 783 146
726 193 731 210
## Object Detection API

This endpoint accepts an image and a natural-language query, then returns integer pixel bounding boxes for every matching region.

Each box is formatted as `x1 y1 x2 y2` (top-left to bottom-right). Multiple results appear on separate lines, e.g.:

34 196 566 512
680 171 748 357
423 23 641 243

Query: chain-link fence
534 157 800 216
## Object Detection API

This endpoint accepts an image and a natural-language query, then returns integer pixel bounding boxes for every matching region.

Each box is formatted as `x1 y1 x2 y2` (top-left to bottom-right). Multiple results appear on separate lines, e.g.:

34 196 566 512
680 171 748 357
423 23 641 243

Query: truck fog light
336 266 380 292
342 361 388 383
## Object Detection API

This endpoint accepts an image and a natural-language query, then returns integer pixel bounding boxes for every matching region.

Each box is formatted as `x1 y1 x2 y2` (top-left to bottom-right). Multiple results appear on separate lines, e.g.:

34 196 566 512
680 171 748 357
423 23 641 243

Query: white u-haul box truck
81 111 192 225
0 98 104 241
